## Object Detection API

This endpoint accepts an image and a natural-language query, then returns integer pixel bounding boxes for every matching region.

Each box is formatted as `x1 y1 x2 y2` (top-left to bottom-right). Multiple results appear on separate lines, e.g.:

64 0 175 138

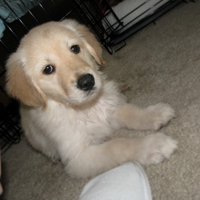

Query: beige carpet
2 1 200 199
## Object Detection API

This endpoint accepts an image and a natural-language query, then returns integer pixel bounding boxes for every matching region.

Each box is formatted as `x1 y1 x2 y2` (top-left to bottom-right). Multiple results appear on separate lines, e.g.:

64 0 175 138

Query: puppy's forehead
22 22 83 48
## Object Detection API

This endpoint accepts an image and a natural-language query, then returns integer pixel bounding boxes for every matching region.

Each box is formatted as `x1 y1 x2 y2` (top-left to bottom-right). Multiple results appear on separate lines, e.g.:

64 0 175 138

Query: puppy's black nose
77 74 95 91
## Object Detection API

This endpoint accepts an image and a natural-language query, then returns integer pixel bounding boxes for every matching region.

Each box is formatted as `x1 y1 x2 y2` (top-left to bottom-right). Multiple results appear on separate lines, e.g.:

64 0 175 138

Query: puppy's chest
78 100 117 143
80 98 116 128
72 84 125 136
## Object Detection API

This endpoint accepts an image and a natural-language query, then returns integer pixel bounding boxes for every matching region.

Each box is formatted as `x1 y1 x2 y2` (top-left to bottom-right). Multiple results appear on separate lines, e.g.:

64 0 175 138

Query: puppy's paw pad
140 133 178 165
147 103 175 130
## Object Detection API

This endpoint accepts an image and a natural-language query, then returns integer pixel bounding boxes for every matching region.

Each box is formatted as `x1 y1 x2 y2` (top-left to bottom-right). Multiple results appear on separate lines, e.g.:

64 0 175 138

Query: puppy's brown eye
43 65 55 74
71 45 80 54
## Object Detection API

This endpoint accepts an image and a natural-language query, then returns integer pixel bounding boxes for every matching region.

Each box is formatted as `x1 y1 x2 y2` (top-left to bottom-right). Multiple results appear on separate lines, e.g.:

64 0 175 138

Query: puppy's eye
71 45 80 54
43 65 55 74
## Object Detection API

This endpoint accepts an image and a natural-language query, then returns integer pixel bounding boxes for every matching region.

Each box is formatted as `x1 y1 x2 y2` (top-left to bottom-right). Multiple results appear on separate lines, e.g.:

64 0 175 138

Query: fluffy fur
5 19 178 178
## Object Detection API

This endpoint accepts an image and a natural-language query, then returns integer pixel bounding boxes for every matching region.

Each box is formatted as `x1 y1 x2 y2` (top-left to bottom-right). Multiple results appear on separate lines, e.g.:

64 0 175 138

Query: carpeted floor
1 1 200 199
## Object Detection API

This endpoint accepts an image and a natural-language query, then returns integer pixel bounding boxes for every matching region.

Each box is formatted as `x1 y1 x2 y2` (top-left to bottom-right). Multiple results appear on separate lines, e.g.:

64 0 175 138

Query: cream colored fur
5 19 178 178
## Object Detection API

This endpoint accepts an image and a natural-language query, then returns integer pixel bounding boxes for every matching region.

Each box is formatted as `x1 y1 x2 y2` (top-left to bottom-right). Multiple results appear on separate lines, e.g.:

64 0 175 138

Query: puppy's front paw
139 133 178 166
146 103 175 130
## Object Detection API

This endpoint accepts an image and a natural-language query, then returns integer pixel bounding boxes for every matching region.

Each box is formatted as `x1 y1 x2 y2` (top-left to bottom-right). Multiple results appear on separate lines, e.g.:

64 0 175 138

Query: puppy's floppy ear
6 52 46 107
81 28 105 66
63 20 105 66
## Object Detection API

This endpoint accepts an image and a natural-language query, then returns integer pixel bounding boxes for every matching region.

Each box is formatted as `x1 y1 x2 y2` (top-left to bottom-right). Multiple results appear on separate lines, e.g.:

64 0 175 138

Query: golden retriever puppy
5 19 178 178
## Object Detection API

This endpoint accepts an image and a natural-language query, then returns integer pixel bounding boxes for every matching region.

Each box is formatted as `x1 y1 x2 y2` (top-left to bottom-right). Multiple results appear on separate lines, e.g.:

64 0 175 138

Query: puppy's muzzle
77 74 95 91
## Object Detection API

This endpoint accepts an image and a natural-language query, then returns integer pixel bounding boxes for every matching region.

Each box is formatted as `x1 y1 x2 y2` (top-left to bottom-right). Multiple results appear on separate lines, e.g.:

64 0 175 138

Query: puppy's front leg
66 133 177 178
114 103 175 131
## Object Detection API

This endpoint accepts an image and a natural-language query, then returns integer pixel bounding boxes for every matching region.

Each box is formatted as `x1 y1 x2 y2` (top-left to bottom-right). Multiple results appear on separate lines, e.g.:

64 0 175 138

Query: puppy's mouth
85 87 96 96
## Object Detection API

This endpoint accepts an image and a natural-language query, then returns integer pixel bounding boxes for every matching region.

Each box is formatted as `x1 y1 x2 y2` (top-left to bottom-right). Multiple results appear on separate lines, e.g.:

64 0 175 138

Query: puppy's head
6 20 104 108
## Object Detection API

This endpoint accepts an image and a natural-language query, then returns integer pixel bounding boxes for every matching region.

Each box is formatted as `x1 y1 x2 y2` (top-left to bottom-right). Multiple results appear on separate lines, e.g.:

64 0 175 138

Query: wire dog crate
74 0 188 54
0 101 21 154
